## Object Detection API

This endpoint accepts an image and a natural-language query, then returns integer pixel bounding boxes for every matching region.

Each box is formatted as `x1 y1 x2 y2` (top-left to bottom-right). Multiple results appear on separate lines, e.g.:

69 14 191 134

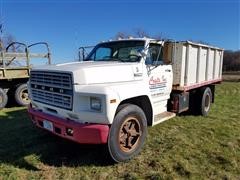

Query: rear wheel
108 104 147 162
15 84 30 106
200 87 212 116
0 88 8 110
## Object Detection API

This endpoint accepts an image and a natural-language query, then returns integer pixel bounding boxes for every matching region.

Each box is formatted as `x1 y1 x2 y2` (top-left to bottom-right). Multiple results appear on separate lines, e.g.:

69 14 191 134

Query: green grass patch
0 82 240 179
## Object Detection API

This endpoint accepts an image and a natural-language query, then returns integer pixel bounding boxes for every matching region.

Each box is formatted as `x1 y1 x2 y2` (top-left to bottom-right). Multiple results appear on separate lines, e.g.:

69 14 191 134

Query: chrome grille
30 71 73 110
31 71 72 89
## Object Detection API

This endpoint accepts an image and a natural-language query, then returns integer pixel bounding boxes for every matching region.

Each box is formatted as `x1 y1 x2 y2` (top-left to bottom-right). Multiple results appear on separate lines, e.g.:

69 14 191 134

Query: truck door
146 43 173 114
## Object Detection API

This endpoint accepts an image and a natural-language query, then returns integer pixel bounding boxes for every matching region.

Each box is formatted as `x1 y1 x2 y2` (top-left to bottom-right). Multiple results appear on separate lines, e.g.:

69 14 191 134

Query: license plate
43 120 53 132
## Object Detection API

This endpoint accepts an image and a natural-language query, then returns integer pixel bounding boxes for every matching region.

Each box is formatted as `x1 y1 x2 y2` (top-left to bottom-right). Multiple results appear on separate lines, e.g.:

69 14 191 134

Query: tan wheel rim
20 89 30 104
118 116 142 153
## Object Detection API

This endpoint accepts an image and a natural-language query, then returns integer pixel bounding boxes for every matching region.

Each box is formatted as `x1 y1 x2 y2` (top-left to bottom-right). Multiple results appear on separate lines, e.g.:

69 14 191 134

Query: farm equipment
0 42 51 109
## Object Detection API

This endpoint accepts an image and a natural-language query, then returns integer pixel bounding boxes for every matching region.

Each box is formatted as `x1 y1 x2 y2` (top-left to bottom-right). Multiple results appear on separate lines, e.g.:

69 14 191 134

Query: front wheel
108 104 147 162
15 84 30 106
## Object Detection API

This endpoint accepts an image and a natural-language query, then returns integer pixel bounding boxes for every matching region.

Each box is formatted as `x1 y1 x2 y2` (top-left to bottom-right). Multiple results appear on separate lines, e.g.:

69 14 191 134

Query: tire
200 87 212 116
115 103 130 115
108 104 147 162
0 88 8 110
15 83 30 106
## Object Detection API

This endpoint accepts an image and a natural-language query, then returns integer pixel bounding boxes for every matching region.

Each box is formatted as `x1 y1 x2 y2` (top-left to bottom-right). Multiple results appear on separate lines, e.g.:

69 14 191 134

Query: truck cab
28 38 223 162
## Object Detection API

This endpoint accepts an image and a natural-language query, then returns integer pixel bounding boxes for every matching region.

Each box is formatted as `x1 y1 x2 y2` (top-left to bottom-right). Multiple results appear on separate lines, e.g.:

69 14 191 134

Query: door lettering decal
149 76 167 96
149 76 166 89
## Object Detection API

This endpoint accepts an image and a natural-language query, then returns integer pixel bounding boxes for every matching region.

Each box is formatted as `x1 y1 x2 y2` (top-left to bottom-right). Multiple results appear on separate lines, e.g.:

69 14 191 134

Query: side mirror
145 58 152 65
78 46 95 61
139 50 147 57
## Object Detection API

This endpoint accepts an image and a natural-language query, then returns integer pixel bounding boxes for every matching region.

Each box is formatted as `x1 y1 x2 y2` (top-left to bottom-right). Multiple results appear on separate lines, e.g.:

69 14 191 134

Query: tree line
223 50 240 72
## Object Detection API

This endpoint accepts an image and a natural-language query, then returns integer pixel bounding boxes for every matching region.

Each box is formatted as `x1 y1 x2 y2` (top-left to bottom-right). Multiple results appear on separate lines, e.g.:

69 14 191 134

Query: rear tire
200 87 212 116
108 104 147 162
15 83 30 106
0 88 8 110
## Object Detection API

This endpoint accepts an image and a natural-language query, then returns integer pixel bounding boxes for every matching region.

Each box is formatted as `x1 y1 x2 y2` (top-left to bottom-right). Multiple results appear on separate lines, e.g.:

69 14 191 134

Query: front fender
73 84 120 124
73 81 150 124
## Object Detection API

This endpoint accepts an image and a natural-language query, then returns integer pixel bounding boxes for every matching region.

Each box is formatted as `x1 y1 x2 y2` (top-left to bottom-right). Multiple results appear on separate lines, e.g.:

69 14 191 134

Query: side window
92 47 111 60
146 44 163 65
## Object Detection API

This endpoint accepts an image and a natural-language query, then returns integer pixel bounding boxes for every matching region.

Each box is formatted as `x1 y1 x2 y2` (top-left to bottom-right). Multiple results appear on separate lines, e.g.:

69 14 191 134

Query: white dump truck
28 38 223 162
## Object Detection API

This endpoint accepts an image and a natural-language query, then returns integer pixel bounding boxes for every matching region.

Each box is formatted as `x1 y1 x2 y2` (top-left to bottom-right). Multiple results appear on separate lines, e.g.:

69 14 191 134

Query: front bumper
28 107 109 144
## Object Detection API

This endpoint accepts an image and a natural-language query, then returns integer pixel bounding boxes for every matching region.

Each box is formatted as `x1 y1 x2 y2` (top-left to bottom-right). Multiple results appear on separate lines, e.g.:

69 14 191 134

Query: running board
153 111 176 125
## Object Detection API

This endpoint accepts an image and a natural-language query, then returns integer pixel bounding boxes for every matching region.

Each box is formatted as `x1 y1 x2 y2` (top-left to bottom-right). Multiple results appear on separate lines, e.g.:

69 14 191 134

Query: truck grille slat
30 71 73 110
31 71 72 89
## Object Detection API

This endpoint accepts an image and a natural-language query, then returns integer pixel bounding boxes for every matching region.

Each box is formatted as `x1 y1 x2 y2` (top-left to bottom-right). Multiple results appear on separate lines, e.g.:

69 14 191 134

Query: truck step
153 111 176 125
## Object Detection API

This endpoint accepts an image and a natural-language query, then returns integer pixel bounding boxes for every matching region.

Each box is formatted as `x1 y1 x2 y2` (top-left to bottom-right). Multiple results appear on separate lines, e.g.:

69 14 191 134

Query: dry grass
223 71 240 82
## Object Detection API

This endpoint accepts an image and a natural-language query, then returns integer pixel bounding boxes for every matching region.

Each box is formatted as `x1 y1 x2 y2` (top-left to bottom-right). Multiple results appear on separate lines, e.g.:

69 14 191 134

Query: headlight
90 97 101 111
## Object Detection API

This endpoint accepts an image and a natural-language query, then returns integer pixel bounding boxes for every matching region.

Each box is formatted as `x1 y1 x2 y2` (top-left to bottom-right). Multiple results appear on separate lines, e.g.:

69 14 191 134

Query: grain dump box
164 41 224 91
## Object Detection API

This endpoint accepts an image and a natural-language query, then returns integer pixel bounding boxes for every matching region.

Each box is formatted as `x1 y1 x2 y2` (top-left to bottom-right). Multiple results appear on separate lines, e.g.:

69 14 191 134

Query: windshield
85 40 145 62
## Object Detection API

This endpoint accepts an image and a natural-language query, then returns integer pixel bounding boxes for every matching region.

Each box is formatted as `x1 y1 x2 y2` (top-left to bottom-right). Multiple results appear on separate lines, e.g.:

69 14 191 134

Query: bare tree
114 31 129 39
0 33 20 52
134 28 149 38
153 33 165 40
0 22 18 51
114 28 165 40
2 34 16 50
188 39 210 45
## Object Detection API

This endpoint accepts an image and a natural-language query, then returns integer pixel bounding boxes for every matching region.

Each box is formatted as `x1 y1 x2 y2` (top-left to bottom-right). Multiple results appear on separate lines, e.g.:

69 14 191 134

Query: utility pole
0 23 3 51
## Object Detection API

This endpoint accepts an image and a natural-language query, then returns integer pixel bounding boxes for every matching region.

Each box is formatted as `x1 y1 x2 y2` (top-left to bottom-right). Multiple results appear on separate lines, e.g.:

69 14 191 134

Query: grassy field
0 82 240 179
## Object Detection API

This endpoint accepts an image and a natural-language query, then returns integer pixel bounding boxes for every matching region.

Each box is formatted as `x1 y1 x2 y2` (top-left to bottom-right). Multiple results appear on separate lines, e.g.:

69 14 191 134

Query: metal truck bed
164 41 224 91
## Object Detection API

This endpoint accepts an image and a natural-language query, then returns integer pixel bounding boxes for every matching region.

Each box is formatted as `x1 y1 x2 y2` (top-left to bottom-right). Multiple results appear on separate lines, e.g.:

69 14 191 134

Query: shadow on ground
0 108 113 171
5 93 19 108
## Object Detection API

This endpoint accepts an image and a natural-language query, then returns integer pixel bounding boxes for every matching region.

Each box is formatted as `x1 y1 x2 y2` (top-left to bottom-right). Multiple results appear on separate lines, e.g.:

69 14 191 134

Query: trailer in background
0 42 51 109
